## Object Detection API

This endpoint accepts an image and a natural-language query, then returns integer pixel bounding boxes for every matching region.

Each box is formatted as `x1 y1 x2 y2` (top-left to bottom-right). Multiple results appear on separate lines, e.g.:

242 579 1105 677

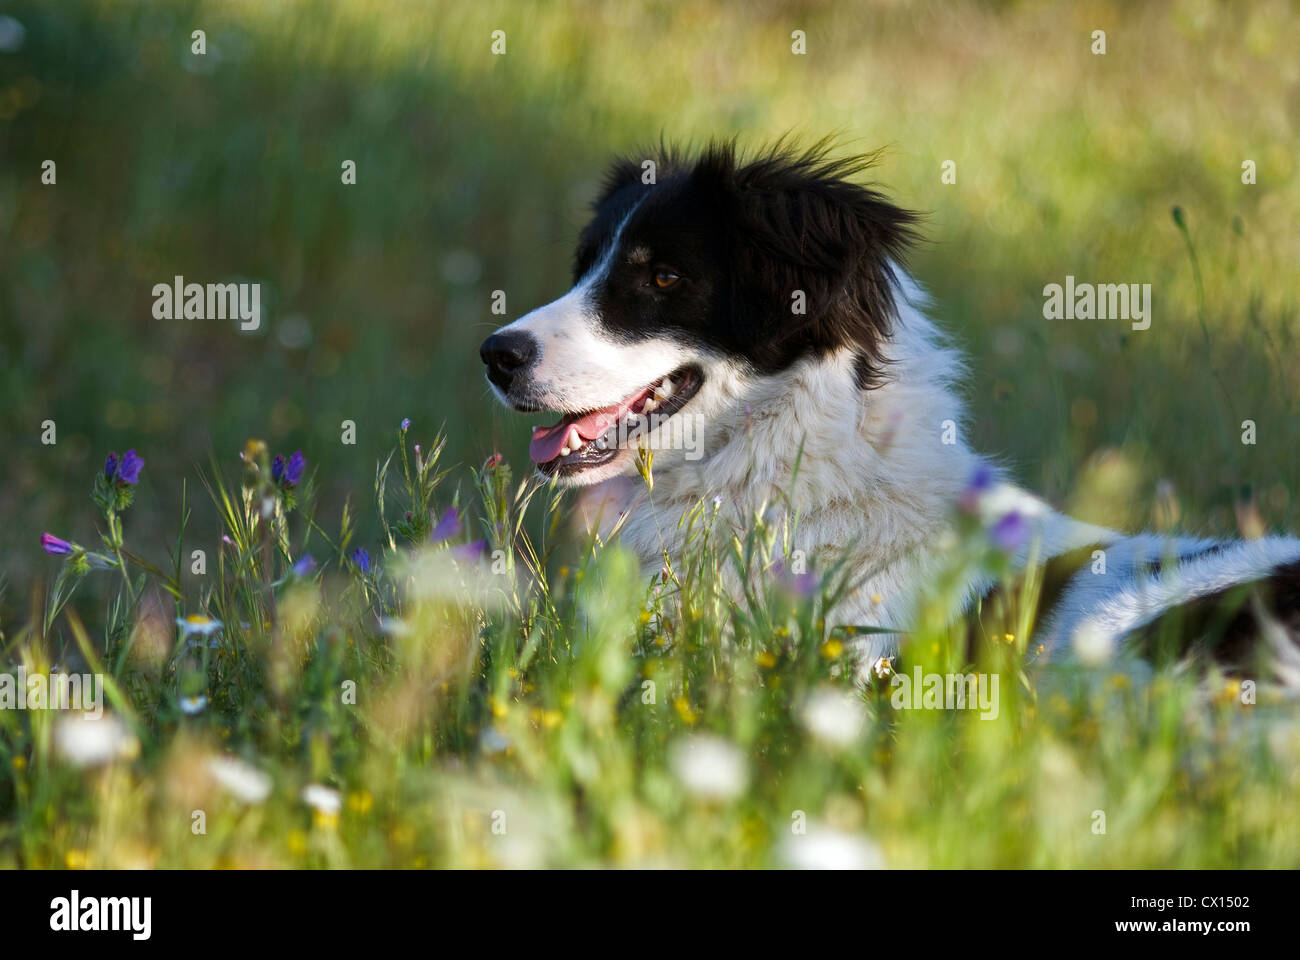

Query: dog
480 140 1300 683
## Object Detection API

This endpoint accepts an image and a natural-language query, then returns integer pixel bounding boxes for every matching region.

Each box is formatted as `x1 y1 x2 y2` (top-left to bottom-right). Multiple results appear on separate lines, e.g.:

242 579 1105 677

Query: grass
5 424 1300 868
1 0 1299 867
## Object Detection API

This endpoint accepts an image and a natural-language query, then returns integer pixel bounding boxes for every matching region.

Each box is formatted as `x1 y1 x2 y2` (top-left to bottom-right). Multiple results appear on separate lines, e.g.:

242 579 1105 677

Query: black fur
572 139 921 385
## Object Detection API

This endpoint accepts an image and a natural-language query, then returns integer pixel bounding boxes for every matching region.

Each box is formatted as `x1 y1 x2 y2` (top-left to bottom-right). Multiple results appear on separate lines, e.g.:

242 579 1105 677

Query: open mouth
529 365 703 476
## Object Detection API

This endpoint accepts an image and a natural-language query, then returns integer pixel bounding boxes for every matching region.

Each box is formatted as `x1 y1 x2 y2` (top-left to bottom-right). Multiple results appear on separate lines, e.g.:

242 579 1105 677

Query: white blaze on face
490 202 693 413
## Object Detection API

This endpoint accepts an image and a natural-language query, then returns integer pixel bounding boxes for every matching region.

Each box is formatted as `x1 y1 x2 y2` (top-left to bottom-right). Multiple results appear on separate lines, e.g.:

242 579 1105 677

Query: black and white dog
481 141 1300 681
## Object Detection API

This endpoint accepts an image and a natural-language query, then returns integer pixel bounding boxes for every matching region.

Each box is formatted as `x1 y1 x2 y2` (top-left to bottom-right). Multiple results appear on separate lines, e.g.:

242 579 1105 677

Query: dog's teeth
595 437 607 450
565 426 583 454
560 446 571 457
642 396 659 412
659 377 675 397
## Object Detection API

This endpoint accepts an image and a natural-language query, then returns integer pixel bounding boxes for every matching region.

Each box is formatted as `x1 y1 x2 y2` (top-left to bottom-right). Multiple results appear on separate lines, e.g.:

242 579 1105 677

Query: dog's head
480 140 919 486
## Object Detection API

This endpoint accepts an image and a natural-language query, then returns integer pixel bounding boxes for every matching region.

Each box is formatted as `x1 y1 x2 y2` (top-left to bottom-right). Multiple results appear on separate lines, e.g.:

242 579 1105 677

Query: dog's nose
479 330 538 391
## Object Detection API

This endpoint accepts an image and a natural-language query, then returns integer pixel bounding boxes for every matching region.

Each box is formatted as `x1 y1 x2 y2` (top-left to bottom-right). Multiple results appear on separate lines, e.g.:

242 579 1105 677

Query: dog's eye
653 270 681 289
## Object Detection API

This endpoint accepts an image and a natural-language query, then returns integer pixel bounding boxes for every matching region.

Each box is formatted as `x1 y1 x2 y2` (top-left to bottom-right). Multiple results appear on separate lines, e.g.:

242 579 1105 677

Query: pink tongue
528 386 652 464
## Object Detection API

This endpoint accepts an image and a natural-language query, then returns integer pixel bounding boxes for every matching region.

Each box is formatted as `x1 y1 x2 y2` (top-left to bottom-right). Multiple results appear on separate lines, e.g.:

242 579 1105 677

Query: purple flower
452 539 488 563
958 463 995 515
117 449 144 484
483 453 502 471
291 554 316 576
103 449 144 485
773 561 818 598
431 508 462 543
273 451 305 487
990 511 1029 553
284 451 305 486
400 418 411 432
352 547 371 573
41 533 75 555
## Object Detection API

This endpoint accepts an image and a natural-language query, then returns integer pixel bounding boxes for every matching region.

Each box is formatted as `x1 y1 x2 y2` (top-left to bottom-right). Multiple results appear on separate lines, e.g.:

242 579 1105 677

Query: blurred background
1 0 1297 625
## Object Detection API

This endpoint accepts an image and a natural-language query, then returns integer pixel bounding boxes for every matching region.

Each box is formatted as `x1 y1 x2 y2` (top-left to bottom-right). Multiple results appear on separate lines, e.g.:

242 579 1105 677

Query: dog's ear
698 140 920 384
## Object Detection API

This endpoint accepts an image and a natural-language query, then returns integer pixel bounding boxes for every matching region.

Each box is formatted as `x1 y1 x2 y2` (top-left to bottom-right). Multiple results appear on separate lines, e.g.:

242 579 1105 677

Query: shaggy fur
481 141 1300 680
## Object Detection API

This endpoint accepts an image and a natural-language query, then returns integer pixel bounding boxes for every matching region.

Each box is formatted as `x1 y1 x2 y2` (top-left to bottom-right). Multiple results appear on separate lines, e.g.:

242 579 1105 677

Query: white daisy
670 734 748 801
207 755 272 804
54 714 138 767
780 825 885 870
801 686 867 749
301 784 342 816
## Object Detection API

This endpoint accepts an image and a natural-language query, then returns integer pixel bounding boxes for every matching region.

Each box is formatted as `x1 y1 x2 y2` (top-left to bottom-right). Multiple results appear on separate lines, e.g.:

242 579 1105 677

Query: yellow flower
820 639 844 659
347 790 374 815
287 829 308 855
313 810 340 830
11 755 25 770
756 651 777 668
491 697 509 718
1003 633 1016 644
65 849 87 869
870 594 883 605
674 696 698 725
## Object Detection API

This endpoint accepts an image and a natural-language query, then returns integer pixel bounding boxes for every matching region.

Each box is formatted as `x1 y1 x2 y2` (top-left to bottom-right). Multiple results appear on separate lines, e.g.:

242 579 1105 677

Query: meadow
1 0 1298 868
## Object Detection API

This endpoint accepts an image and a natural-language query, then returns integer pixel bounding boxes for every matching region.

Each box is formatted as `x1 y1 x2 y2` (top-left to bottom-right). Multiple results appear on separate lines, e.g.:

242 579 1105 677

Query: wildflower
178 694 208 715
780 825 885 870
958 463 995 515
483 452 503 470
272 450 305 487
41 532 75 555
103 449 145 486
871 656 893 678
207 755 272 804
989 510 1028 553
176 614 223 637
301 784 342 816
352 547 371 573
53 714 139 767
118 449 144 484
802 687 867 749
1072 623 1112 666
291 554 316 577
773 560 818 598
452 539 488 562
400 417 411 432
670 734 748 801
431 507 462 543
